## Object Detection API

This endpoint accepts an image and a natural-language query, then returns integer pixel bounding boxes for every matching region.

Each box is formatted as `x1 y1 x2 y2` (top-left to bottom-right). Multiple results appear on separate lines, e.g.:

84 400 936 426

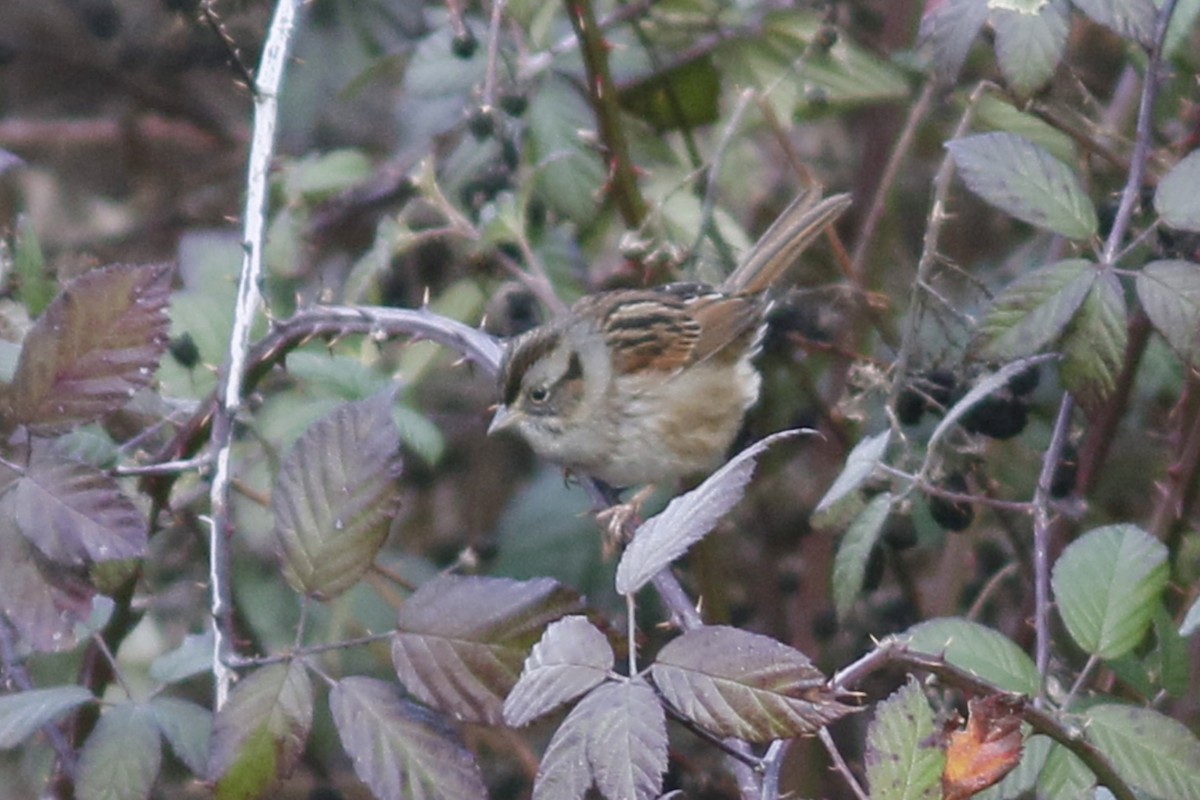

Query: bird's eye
528 385 550 404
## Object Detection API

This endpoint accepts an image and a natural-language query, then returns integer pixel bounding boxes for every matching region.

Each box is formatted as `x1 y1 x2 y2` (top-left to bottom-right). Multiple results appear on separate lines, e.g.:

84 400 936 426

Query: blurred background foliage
1 0 1199 797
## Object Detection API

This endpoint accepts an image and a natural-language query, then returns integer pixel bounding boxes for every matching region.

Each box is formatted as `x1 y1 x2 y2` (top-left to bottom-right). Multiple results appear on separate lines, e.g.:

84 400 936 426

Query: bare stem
561 0 647 227
1033 396 1074 704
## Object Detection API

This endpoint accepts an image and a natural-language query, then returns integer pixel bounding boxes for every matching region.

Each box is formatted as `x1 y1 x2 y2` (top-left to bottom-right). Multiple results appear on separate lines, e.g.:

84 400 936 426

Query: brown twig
833 641 1139 800
561 0 648 227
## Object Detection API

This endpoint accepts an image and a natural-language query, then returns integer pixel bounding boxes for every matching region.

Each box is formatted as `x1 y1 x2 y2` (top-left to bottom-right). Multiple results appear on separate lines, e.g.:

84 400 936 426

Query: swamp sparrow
488 189 852 489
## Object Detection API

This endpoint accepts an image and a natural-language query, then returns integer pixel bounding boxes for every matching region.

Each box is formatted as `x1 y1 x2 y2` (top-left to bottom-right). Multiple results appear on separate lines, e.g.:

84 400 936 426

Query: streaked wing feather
688 294 764 364
601 295 700 373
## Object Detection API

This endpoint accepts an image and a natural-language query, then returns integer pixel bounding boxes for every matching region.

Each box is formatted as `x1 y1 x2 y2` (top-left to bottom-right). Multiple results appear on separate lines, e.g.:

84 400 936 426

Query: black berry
929 472 974 532
881 514 918 550
451 32 478 59
961 396 1029 440
168 333 200 369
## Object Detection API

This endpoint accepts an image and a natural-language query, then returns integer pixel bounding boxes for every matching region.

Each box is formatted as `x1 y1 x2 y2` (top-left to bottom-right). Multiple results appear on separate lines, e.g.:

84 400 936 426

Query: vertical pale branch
1032 395 1073 701
562 0 648 227
1101 0 1180 265
207 0 304 708
1032 0 1179 702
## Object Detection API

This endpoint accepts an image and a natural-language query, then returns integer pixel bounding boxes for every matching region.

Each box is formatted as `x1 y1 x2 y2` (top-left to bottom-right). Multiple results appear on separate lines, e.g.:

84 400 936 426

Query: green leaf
1060 269 1127 416
330 677 486 800
972 259 1095 361
392 575 583 725
1037 742 1095 799
781 18 911 110
208 661 313 794
864 677 944 800
649 626 852 742
1165 0 1200 56
947 133 1098 239
1181 594 1200 637
12 215 54 317
719 11 909 119
504 616 614 728
0 686 93 748
149 631 213 685
900 618 1040 694
1073 0 1157 43
814 430 890 517
618 55 720 131
1052 524 1168 659
528 75 607 225
1137 259 1200 368
1156 150 1200 232
973 94 1077 164
1085 704 1200 799
1148 605 1190 698
832 492 892 618
975 734 1052 800
281 149 372 202
991 0 1070 96
272 392 403 600
5 263 172 434
77 703 162 800
150 697 212 777
919 0 989 80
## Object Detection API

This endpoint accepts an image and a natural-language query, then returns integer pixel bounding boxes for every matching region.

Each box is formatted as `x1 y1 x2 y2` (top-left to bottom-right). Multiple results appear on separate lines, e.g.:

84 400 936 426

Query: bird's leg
596 484 657 557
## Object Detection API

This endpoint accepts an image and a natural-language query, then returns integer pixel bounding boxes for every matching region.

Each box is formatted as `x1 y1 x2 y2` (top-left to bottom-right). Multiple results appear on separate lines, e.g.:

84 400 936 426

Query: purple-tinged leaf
865 677 944 800
971 259 1095 361
330 676 486 800
919 0 989 80
0 686 93 749
584 680 667 800
5 263 171 434
393 575 583 724
650 626 852 742
207 661 313 794
533 679 667 800
616 430 800 595
0 503 95 652
273 392 403 600
504 615 614 728
991 0 1070 96
1137 260 1200 368
77 703 162 800
14 450 146 566
1156 150 1200 232
1074 0 1157 44
1060 270 1127 417
532 691 592 800
832 493 893 618
947 133 1097 239
150 697 212 777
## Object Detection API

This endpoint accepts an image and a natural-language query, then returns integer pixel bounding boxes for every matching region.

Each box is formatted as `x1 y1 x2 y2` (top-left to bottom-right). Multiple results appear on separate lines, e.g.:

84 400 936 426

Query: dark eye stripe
501 329 561 405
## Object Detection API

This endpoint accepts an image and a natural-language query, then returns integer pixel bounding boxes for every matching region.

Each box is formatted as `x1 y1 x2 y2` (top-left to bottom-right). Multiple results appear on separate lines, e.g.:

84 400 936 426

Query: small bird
488 189 851 490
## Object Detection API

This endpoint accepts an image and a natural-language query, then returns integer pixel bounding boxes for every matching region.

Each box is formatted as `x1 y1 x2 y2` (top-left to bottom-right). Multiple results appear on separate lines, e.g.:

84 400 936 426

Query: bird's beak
487 405 517 436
